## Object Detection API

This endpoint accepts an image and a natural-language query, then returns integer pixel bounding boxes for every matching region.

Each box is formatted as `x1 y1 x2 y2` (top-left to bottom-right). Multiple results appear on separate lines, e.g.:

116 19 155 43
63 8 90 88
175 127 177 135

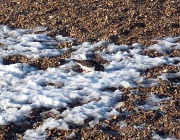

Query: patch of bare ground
0 0 179 46
141 64 180 79
142 49 180 58
2 48 109 71
0 42 4 46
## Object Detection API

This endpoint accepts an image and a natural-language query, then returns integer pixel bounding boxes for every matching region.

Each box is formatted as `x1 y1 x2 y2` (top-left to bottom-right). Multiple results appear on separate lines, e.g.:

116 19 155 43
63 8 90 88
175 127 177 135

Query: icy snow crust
0 25 179 139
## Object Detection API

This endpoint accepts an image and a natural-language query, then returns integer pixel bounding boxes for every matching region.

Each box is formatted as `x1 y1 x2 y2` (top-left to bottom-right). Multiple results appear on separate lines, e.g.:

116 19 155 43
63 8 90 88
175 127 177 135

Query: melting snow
0 25 179 139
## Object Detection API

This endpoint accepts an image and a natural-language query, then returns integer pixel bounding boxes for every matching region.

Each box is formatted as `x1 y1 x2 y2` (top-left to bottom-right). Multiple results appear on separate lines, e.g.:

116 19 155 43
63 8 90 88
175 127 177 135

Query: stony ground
0 0 179 46
0 0 179 140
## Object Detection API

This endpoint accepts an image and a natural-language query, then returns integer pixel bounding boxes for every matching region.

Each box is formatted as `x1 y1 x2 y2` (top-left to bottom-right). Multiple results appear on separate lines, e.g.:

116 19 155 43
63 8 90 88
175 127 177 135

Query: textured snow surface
0 25 179 139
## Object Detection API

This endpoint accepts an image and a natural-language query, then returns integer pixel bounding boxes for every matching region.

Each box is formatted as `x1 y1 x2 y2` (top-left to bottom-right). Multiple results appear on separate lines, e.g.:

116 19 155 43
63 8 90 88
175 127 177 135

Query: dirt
0 0 179 46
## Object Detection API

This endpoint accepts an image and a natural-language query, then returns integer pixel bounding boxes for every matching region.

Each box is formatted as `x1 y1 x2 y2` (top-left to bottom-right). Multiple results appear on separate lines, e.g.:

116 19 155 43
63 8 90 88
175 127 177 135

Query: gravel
0 0 179 139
